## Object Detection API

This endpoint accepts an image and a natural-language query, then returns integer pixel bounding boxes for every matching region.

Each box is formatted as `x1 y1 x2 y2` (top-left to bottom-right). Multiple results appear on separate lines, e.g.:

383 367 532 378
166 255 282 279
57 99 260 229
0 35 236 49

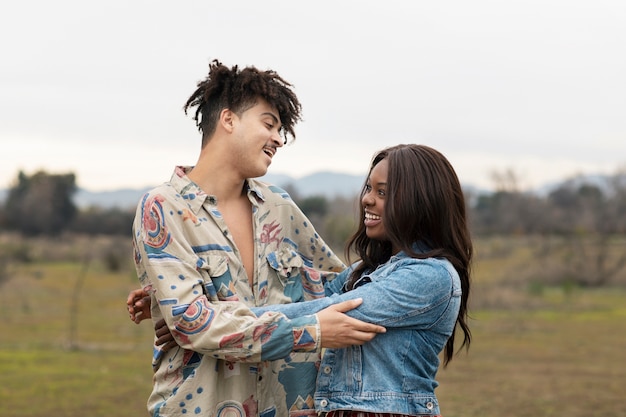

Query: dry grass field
1 234 625 417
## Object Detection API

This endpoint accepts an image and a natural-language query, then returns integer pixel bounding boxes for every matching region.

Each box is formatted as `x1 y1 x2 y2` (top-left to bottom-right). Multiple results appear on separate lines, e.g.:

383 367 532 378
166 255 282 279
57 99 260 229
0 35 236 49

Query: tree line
1 169 625 239
1 169 625 288
0 170 135 236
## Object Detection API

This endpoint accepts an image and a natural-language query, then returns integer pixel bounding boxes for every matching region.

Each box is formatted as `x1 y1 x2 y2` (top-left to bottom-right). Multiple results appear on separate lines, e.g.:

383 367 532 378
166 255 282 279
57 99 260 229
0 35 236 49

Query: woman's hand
126 288 151 324
154 318 178 352
126 288 177 351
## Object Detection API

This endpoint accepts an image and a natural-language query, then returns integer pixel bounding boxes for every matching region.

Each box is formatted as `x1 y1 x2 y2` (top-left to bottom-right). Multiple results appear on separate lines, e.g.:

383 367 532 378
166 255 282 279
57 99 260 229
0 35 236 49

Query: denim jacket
253 247 462 416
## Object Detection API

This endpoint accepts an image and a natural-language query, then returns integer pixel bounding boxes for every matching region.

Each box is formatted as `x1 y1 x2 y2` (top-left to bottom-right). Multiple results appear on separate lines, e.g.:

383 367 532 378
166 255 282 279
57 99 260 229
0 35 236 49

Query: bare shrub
524 234 626 288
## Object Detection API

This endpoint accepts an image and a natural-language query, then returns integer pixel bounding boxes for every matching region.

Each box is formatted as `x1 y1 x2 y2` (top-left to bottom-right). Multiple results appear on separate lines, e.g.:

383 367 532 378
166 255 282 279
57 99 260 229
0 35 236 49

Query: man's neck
188 161 248 204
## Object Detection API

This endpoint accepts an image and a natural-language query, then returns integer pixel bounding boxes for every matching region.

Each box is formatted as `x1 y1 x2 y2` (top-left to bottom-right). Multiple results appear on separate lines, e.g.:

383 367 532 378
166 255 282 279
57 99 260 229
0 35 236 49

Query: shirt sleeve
283 196 346 274
251 268 349 317
133 192 321 364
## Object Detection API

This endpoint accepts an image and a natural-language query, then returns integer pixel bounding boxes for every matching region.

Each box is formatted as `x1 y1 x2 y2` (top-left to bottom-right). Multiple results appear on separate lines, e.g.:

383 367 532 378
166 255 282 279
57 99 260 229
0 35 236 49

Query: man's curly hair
184 59 303 147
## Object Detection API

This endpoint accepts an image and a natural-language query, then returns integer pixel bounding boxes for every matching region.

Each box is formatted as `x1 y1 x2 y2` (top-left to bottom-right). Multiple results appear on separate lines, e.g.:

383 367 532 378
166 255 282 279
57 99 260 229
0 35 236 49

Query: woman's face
361 158 389 243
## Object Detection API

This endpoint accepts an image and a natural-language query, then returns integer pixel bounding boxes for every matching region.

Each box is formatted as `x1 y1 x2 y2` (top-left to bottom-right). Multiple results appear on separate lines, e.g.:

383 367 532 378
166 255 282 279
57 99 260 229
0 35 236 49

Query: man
128 60 384 417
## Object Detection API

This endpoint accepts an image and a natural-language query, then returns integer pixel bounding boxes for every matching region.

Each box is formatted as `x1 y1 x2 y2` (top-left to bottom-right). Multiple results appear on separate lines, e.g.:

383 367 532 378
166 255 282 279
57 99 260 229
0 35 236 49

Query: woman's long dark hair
345 144 473 366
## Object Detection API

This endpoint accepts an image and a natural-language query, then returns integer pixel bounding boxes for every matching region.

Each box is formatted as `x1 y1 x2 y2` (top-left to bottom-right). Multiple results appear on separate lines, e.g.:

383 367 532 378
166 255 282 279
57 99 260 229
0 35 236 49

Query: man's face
231 99 284 178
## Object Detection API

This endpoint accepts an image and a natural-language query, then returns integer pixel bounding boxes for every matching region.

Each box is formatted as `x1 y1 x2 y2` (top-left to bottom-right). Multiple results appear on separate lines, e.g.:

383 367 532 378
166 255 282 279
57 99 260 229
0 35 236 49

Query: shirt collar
169 166 267 214
245 178 266 202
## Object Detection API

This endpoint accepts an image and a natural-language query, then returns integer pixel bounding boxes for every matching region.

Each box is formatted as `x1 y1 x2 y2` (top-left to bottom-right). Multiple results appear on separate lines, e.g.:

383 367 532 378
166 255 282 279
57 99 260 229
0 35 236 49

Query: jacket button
320 400 328 407
323 366 331 374
426 402 434 410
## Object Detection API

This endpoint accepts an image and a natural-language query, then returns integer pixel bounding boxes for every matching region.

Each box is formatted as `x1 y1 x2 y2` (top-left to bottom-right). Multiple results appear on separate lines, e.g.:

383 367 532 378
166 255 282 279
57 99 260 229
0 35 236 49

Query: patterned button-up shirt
133 166 345 417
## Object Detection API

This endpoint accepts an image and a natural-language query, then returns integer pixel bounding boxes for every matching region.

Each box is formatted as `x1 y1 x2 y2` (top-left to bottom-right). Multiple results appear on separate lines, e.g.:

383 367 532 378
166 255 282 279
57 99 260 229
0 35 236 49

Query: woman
129 144 472 416
252 144 472 416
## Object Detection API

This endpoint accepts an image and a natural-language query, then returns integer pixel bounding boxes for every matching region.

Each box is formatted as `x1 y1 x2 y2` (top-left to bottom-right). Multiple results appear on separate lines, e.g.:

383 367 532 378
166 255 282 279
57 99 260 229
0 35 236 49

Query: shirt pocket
198 255 237 301
265 246 309 302
266 246 304 282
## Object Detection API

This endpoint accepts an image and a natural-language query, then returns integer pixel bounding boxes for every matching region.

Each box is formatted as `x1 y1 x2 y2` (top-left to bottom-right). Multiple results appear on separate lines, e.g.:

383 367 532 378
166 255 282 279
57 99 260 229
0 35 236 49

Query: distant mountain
74 187 153 210
71 172 365 209
262 171 365 198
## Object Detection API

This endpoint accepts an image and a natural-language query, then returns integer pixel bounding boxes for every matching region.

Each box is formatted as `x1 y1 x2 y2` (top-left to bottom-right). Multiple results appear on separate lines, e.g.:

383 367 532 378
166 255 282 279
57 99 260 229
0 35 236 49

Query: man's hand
126 288 152 324
316 298 386 348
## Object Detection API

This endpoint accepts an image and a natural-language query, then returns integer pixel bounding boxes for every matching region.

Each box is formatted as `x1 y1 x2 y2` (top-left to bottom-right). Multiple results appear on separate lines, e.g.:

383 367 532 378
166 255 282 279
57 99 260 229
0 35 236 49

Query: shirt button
426 402 434 410
323 366 331 374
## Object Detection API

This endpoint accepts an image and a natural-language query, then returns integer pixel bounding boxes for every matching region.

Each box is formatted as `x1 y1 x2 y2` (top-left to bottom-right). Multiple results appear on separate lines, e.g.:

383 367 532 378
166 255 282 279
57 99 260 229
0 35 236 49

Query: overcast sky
1 0 625 192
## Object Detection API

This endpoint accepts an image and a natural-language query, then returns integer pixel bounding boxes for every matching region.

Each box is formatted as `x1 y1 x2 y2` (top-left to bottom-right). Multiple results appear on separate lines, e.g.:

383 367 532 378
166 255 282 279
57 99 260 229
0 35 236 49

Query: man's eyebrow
261 112 280 124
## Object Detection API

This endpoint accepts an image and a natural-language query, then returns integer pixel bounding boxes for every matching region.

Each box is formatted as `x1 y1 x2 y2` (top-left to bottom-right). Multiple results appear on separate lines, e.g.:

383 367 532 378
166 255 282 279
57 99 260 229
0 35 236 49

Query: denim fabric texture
252 245 462 416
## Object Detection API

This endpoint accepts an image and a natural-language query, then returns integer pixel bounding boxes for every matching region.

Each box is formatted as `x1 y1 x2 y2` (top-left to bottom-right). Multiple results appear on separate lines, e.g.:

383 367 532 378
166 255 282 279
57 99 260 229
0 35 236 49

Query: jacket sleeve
335 259 460 329
133 192 321 364
252 259 459 330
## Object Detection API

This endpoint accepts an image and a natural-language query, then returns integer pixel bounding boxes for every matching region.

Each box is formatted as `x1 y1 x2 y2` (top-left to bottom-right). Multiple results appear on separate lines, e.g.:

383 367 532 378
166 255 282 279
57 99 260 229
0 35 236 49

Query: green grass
1 236 626 417
0 259 155 417
0 349 152 417
437 297 626 416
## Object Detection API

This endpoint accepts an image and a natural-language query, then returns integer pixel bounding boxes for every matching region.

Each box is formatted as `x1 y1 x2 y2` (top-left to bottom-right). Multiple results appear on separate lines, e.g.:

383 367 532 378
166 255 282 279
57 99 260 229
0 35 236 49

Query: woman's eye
378 189 386 197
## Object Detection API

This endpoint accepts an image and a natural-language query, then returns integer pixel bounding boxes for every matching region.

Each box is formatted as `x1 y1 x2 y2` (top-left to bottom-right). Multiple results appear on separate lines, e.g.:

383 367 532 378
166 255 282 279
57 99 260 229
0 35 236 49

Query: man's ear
220 109 235 133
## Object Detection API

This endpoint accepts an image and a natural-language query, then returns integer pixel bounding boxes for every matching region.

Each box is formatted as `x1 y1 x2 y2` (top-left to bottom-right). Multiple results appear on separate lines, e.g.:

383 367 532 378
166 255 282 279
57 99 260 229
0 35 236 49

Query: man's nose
271 131 284 147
